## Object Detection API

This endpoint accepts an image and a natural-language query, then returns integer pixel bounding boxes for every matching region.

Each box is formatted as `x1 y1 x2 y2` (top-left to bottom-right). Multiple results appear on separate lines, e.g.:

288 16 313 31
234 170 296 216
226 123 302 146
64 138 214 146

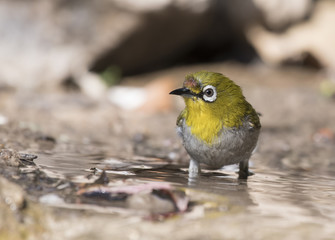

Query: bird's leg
238 159 253 179
188 158 200 177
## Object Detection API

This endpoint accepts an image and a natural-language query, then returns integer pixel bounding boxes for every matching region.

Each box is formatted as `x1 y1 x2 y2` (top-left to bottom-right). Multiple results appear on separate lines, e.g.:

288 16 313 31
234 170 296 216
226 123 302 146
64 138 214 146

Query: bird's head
170 71 249 126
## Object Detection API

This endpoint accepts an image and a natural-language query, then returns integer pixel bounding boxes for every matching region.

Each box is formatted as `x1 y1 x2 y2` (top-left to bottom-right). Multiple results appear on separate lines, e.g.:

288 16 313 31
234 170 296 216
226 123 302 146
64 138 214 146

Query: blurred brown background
1 0 333 93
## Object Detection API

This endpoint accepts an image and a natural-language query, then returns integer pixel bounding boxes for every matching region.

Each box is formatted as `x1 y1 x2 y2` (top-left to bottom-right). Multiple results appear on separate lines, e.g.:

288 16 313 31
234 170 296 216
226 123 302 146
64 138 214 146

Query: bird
170 71 261 179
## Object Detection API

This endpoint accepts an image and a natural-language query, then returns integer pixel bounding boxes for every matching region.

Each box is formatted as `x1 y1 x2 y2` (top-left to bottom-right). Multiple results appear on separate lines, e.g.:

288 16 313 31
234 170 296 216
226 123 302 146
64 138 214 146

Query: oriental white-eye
170 71 261 179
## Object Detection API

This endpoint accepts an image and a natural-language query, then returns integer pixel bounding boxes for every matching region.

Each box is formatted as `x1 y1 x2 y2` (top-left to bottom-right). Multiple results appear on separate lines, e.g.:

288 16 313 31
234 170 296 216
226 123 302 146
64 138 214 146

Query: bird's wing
176 109 187 127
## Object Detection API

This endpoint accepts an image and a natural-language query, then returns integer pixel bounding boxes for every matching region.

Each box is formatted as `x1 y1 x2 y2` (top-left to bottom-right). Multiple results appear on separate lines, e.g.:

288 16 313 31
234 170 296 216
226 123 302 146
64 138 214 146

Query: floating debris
19 153 38 161
39 194 65 205
0 149 37 167
77 182 189 217
93 171 109 185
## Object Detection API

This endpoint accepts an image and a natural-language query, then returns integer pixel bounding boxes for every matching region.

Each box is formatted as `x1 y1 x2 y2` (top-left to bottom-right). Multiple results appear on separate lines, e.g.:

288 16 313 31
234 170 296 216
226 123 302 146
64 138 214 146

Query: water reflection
248 171 335 222
34 148 335 227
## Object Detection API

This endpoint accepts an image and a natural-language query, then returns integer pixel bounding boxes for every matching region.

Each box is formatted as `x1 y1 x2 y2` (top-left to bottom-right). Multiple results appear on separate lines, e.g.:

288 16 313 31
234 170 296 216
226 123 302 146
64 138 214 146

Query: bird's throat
184 100 223 145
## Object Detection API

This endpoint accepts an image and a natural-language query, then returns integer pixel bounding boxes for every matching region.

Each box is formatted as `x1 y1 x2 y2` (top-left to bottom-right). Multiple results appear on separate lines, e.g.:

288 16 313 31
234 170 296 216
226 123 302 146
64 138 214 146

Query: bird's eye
202 85 217 102
204 88 214 97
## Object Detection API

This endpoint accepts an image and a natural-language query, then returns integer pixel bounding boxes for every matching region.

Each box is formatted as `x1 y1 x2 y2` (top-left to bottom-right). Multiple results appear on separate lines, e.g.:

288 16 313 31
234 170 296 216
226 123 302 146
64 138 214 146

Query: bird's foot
238 159 253 180
188 159 200 177
238 170 254 180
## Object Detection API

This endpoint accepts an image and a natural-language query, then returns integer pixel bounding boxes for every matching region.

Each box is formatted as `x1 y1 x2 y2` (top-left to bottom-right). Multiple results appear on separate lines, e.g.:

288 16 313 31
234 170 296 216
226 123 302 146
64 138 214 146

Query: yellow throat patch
183 97 223 145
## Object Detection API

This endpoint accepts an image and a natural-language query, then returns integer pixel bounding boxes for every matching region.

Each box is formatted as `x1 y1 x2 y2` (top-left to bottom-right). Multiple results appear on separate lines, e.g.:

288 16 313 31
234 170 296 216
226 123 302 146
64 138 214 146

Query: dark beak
169 88 192 96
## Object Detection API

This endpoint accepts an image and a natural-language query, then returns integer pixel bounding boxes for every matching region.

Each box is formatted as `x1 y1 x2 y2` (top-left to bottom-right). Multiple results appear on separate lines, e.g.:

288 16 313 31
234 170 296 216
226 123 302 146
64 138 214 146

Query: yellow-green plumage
178 71 260 145
170 70 261 179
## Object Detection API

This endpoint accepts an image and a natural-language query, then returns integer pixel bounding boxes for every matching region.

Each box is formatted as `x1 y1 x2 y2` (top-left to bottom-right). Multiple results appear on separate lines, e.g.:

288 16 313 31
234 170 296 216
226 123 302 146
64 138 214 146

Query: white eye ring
202 85 217 102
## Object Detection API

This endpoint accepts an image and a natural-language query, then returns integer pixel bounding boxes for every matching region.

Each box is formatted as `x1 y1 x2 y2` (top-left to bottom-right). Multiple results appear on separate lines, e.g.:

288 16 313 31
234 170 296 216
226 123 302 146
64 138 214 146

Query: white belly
178 122 260 169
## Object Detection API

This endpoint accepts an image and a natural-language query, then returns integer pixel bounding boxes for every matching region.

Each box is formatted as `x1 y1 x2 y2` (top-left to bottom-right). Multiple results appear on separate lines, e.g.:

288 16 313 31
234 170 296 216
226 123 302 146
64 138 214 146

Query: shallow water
34 145 335 231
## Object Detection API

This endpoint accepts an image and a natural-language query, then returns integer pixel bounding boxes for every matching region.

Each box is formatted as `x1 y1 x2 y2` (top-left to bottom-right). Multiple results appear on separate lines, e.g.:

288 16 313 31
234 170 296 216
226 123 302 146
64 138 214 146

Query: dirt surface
0 63 335 240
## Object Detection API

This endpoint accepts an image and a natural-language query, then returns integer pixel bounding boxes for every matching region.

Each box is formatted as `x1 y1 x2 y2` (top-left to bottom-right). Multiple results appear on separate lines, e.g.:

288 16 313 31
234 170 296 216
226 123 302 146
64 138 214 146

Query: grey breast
179 120 260 169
